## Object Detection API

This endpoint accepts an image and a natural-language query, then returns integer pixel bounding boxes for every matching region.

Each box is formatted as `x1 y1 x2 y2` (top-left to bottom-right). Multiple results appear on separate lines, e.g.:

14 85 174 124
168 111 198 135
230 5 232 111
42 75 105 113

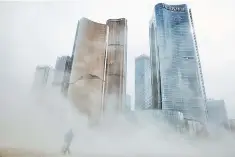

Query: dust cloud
0 74 235 157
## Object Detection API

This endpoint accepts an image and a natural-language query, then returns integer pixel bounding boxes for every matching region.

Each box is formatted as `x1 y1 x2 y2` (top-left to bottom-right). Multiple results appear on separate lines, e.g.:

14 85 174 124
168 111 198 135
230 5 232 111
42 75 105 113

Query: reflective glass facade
135 55 152 109
149 3 207 123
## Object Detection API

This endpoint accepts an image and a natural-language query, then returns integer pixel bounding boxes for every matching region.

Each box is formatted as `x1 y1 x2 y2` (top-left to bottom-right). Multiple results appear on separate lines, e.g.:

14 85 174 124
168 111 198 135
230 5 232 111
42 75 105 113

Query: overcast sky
0 0 235 118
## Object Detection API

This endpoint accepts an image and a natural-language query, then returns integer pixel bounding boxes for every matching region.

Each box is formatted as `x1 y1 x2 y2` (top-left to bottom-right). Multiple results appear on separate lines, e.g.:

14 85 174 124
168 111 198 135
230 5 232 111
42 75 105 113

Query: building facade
53 56 72 95
135 55 152 110
229 119 235 132
61 56 73 96
104 18 127 113
125 94 131 111
32 65 51 90
68 17 127 122
149 3 207 123
68 18 107 122
207 99 229 129
53 56 70 85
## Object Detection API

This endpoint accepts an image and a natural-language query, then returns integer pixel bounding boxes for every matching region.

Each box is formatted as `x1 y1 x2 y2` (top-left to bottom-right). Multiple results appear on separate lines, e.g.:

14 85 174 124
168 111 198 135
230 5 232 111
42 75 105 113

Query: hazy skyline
0 0 235 118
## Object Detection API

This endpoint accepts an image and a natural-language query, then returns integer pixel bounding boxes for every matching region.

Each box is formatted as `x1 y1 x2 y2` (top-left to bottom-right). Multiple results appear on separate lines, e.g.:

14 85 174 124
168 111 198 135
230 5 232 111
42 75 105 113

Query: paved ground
0 148 121 157
0 148 173 157
0 148 53 157
2 147 230 157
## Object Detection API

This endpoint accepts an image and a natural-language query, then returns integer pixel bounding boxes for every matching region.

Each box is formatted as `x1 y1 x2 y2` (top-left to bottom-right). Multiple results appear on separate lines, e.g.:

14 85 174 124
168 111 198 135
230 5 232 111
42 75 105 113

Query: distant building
53 56 70 85
45 68 55 89
135 54 152 110
207 99 229 129
62 57 73 96
125 94 131 111
53 56 72 96
228 119 235 132
32 65 51 90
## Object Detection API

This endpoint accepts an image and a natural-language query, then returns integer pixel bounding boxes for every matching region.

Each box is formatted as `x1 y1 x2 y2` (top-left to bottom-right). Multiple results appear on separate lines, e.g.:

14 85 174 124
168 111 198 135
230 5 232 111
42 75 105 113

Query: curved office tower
68 18 107 122
104 18 127 113
149 3 207 123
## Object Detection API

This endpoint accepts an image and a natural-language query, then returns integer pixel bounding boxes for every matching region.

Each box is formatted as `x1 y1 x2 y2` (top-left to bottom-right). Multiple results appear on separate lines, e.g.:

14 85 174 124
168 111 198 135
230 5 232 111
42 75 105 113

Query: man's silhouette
62 129 74 155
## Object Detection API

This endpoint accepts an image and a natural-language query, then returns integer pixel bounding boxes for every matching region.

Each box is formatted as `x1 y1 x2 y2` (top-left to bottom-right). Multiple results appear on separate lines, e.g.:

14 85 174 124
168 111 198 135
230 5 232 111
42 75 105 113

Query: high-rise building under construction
68 18 127 122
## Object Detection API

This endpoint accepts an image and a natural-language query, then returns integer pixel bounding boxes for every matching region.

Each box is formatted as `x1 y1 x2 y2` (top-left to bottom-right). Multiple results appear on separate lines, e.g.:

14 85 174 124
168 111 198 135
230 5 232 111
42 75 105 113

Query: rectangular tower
135 55 152 110
53 56 72 95
53 56 70 86
32 65 51 90
104 18 127 113
61 56 73 96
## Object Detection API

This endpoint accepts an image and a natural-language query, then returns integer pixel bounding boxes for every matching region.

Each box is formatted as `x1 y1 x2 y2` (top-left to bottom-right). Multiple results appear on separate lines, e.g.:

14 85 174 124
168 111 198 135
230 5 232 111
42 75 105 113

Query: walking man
62 129 74 155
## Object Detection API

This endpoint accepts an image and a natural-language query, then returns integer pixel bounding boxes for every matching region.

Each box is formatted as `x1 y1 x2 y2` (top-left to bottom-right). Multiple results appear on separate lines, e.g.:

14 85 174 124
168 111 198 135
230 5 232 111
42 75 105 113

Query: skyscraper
53 56 70 85
68 17 127 122
104 18 127 113
32 65 51 90
61 56 73 96
135 55 152 110
149 3 207 123
53 56 72 95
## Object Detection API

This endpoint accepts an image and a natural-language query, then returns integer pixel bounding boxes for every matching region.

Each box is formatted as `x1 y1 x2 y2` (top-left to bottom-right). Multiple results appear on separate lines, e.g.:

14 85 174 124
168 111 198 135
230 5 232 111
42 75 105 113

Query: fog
1 1 235 157
0 73 235 157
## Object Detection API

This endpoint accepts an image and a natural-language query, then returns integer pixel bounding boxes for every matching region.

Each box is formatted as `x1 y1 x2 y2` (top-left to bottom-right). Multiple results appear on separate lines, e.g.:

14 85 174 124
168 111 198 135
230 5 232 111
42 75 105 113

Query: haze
0 0 235 157
1 0 235 117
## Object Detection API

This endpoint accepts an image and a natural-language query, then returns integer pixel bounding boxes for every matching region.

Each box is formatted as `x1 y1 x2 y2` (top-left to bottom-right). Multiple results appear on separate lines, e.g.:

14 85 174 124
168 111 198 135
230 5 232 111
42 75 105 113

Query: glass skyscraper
135 55 152 110
149 3 207 123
